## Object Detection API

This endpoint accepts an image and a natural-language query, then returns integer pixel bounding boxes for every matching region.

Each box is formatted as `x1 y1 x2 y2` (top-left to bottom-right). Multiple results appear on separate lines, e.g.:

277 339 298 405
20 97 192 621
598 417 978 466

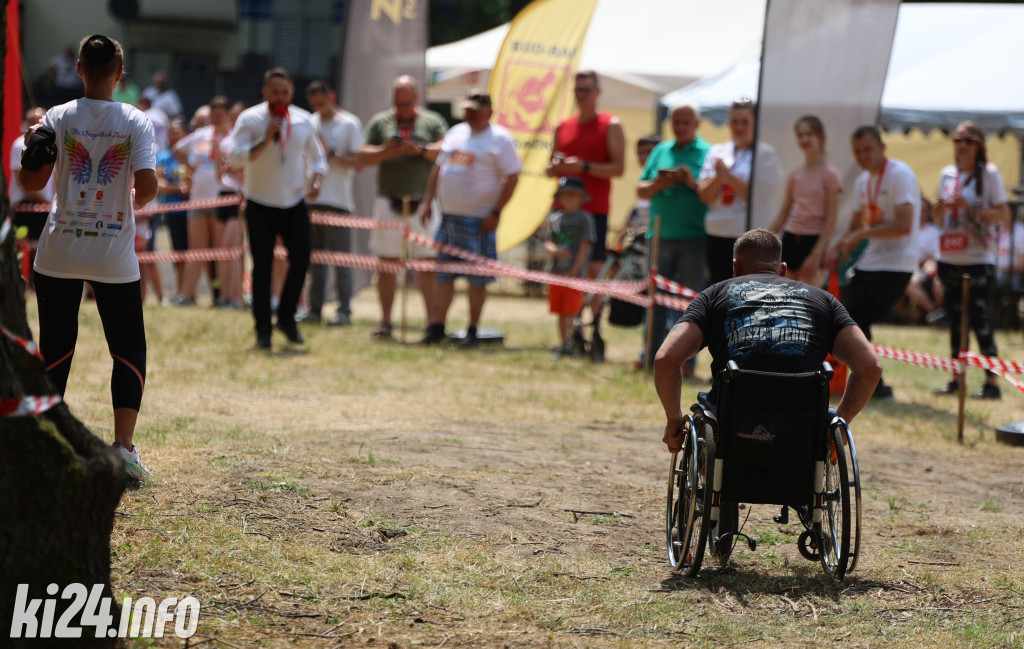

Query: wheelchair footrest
720 531 756 552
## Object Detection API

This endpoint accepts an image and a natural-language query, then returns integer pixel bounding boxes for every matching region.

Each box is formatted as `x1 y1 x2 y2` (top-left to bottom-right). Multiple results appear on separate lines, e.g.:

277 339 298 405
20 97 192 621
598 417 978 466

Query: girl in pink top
768 115 843 287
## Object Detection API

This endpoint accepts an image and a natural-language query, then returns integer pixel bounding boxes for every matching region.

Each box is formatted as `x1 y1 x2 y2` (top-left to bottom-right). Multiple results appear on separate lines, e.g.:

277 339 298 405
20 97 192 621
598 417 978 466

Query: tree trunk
0 2 127 645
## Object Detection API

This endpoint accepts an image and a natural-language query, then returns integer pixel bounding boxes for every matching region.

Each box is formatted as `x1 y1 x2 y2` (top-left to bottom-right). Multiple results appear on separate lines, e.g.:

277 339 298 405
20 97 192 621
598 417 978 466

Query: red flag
3 0 23 178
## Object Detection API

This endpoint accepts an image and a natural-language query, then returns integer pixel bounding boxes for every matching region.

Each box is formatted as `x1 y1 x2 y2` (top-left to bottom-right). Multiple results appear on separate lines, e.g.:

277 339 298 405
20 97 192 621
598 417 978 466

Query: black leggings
937 262 998 376
33 272 147 411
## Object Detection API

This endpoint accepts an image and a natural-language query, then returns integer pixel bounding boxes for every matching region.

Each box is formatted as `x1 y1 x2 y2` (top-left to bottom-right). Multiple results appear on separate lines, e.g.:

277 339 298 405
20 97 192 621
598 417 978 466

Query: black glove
21 125 58 171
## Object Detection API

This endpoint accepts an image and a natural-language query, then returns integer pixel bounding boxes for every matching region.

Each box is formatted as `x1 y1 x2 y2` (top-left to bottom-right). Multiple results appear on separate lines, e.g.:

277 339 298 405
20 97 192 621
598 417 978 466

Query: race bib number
861 205 883 227
940 232 968 252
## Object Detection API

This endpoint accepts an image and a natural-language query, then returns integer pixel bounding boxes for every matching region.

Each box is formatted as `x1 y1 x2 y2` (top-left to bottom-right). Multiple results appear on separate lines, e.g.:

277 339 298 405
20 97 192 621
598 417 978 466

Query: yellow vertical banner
490 0 599 252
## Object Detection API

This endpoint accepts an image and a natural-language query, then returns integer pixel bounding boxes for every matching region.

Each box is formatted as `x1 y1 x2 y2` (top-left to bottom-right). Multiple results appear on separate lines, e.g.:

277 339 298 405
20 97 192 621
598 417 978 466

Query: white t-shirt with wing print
34 98 156 283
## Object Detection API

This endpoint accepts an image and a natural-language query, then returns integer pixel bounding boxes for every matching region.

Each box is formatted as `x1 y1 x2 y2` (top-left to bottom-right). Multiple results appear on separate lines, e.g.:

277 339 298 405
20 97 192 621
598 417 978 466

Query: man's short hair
851 125 883 143
306 79 332 95
78 34 123 84
575 70 600 87
670 102 701 122
733 229 782 265
638 133 661 147
263 67 293 87
209 95 230 110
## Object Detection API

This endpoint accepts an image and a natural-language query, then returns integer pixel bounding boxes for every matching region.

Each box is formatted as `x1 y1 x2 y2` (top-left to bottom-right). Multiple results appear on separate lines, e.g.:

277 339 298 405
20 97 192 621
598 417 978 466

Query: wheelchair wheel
836 420 863 574
817 427 851 578
666 416 712 576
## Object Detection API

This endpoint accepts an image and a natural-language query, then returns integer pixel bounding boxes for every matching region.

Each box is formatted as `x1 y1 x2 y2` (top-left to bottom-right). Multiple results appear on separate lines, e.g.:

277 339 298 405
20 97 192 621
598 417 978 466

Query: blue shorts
436 214 496 287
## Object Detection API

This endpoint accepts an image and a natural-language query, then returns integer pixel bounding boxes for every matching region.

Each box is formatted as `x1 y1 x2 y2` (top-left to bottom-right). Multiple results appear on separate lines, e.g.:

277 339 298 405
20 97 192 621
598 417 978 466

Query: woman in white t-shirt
698 98 756 284
768 115 843 288
932 121 1011 400
173 96 237 305
19 34 159 480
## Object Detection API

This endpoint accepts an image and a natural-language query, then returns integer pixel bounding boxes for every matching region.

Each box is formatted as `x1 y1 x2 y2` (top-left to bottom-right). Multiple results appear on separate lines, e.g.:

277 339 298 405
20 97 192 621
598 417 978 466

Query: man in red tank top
546 70 625 359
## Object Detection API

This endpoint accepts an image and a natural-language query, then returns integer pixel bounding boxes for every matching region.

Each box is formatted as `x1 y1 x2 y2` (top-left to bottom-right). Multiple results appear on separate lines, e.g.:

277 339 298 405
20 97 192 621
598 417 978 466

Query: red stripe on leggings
45 349 74 373
110 354 145 392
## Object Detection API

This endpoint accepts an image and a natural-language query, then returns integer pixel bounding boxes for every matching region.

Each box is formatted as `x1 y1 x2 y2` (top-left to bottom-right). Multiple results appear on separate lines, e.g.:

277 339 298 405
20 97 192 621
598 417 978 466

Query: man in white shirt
304 79 363 327
827 125 920 401
228 67 328 349
142 71 183 120
418 91 521 347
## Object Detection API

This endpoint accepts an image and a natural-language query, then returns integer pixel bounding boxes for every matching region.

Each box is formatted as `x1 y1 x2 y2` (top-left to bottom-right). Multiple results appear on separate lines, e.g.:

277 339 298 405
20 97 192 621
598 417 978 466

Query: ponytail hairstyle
957 121 987 199
794 114 826 153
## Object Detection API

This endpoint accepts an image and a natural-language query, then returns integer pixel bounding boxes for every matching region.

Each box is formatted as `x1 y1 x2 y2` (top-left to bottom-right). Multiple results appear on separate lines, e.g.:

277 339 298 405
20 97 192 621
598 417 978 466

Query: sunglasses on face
953 136 977 145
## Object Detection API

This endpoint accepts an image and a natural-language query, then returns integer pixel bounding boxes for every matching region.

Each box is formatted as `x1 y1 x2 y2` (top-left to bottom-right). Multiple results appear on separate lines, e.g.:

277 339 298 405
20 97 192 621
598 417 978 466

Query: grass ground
27 287 1024 648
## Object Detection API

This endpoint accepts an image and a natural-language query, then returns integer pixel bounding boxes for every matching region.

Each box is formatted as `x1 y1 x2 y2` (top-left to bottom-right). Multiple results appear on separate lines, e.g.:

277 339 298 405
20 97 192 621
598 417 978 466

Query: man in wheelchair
655 228 881 450
653 228 882 578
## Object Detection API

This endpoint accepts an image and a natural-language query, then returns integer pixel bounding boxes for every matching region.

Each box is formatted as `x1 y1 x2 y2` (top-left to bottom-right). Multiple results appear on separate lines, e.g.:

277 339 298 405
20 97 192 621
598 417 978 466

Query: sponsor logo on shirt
102 214 112 219
57 220 68 225
117 212 124 221
80 191 86 199
62 228 74 234
96 190 104 201
75 229 83 237
84 231 98 237
69 220 79 226
95 221 104 229
107 223 122 230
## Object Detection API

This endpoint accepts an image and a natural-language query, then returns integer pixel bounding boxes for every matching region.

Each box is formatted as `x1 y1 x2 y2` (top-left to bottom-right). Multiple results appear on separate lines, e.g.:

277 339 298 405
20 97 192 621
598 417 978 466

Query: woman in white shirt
932 121 1011 400
19 34 159 479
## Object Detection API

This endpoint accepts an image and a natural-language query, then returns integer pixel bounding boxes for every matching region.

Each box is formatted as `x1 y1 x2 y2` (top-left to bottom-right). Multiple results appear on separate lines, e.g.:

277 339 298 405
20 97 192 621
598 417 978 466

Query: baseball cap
555 176 587 197
457 91 492 113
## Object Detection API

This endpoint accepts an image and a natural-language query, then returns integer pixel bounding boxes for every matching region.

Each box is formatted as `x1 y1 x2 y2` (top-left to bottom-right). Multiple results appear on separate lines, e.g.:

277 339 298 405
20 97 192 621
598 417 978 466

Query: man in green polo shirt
359 75 448 342
637 102 710 372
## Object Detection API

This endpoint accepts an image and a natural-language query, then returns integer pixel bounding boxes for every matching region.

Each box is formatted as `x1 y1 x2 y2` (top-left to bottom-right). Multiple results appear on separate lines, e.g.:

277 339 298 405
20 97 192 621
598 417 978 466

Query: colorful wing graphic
96 136 132 186
63 134 92 185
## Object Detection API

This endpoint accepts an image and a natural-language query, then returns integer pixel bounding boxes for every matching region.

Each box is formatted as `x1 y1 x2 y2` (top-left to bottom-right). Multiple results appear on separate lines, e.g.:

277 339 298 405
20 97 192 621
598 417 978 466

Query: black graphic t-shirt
679 272 857 401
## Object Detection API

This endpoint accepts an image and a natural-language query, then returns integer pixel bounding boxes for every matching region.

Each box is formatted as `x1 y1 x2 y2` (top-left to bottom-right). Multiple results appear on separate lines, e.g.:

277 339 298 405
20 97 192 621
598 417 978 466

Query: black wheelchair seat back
715 361 832 507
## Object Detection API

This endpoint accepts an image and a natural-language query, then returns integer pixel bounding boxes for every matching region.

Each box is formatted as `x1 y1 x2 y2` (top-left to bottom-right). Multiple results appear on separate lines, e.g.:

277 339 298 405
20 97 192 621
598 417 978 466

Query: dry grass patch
22 290 1024 647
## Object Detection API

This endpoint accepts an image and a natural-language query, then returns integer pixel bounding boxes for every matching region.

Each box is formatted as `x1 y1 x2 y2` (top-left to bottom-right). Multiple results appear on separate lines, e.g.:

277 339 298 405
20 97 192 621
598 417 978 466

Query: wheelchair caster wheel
798 529 819 561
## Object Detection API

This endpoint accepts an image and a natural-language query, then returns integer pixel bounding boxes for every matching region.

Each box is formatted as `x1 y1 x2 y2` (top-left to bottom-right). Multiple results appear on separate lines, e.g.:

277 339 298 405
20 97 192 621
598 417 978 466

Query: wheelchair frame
666 361 862 579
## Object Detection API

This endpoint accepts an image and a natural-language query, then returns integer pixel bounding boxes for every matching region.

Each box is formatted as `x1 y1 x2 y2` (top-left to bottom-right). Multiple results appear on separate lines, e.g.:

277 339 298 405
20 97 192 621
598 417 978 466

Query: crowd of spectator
10 59 1021 399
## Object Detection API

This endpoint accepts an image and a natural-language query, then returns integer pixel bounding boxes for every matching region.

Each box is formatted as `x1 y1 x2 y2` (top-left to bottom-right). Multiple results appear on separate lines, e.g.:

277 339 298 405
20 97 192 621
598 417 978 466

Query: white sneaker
113 442 152 481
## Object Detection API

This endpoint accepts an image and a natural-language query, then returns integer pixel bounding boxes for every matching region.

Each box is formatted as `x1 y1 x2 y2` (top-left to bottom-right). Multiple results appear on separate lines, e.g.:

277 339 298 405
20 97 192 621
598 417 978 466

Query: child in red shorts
544 177 595 359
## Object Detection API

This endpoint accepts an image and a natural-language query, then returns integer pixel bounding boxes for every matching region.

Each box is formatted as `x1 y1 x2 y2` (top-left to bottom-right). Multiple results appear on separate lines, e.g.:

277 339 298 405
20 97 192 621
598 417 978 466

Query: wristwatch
583 161 591 174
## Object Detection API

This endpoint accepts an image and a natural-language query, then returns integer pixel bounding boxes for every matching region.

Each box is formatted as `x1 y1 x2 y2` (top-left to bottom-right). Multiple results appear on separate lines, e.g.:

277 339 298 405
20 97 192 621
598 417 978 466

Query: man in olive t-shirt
359 75 447 341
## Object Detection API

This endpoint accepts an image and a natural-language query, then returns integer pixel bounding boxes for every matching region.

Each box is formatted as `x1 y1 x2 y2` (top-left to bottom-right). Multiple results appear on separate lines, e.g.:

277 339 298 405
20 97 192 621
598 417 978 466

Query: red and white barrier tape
0 323 63 418
1 325 42 359
310 211 404 231
0 394 63 418
16 194 243 216
963 352 1024 375
651 273 701 299
872 344 960 373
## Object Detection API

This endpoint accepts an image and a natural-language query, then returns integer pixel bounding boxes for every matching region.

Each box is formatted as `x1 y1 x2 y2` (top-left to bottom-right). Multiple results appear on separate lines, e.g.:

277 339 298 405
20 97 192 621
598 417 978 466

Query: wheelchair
666 361 862 579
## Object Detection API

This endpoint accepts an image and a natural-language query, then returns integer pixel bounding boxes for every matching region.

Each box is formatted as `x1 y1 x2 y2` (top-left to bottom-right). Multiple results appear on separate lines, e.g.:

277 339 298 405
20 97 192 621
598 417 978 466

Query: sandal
370 323 393 340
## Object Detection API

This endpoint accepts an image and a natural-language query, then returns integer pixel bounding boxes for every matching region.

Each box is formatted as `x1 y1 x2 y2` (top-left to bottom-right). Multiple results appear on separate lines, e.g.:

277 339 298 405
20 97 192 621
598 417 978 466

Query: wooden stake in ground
957 273 970 445
400 195 411 344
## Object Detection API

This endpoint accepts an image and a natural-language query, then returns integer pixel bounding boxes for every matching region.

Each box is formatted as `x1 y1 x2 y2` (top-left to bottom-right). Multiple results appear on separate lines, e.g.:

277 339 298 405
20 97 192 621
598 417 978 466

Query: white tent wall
662 2 1024 203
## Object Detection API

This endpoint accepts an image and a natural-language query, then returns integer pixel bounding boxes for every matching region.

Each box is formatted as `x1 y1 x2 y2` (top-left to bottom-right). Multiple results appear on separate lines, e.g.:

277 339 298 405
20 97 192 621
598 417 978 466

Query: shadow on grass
658 566 893 604
863 396 990 437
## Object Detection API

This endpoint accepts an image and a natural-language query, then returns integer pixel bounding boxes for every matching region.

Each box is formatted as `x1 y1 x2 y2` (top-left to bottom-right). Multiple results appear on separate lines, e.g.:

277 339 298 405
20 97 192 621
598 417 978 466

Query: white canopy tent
426 0 766 102
661 3 1024 137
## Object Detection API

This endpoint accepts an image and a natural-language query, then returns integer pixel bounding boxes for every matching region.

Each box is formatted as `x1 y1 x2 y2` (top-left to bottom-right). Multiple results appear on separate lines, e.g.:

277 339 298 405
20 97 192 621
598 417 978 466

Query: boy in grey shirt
545 176 596 359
